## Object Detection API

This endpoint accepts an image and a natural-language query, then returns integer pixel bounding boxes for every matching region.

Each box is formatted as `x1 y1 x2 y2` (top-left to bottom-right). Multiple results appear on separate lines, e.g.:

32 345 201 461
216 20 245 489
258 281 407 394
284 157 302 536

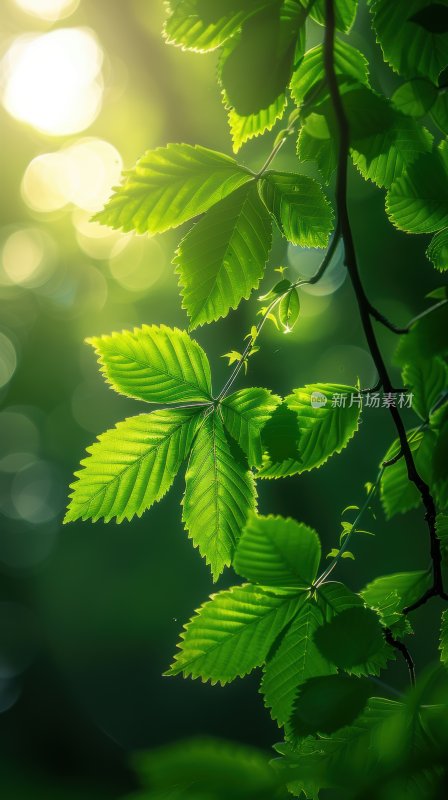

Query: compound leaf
64 409 199 524
261 601 336 726
233 514 321 588
175 182 272 329
221 387 281 467
182 412 256 580
259 171 334 248
94 144 252 235
167 583 302 683
88 325 212 404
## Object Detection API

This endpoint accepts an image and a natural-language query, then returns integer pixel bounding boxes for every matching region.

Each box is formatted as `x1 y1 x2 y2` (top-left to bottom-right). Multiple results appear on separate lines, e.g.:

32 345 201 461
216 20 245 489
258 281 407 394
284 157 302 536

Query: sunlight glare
13 0 80 21
1 28 103 136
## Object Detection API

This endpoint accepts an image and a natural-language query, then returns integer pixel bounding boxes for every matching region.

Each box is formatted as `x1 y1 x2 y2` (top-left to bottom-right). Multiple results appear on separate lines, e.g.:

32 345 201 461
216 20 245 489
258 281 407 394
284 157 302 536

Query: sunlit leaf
279 288 300 331
380 429 437 518
221 387 281 467
299 0 359 32
361 571 432 617
259 171 334 248
226 93 287 153
386 144 448 234
392 79 438 118
290 39 369 109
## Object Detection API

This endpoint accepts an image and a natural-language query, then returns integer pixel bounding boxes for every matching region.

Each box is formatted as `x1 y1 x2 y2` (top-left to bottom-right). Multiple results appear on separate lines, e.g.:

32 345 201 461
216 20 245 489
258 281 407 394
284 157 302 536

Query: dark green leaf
392 79 438 118
233 513 321 588
395 301 448 363
427 227 448 272
431 91 448 135
386 144 448 234
174 182 272 328
314 606 393 677
402 358 448 420
409 4 448 34
380 428 437 518
440 610 448 667
259 402 302 476
291 674 373 737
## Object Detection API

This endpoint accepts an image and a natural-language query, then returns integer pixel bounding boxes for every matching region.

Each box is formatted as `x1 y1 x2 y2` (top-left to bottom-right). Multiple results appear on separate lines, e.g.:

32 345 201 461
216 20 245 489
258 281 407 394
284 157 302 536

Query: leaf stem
323 0 446 611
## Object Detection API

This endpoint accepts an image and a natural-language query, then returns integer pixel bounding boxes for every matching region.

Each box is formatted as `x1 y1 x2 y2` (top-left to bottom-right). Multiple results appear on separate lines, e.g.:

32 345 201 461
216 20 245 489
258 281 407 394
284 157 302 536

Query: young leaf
314 606 393 677
260 383 361 478
87 325 212 404
290 674 373 737
174 183 272 329
361 571 432 617
233 514 321 588
290 39 369 109
427 227 448 272
163 0 276 53
402 358 448 420
226 93 287 154
392 79 438 118
386 146 448 234
299 0 358 32
369 0 448 83
64 409 200 524
182 412 256 579
440 610 448 668
167 583 302 683
279 288 300 331
261 601 336 726
259 171 334 248
94 144 252 235
221 387 281 467
380 429 437 518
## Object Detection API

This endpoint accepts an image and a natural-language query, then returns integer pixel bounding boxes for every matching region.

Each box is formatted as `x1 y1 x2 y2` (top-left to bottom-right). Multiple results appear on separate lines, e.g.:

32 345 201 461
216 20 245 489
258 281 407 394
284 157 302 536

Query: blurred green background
0 1 446 797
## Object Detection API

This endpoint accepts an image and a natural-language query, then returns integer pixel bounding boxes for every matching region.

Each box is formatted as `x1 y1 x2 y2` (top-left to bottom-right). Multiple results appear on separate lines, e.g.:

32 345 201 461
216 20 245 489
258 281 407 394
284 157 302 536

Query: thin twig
323 0 446 612
384 628 416 687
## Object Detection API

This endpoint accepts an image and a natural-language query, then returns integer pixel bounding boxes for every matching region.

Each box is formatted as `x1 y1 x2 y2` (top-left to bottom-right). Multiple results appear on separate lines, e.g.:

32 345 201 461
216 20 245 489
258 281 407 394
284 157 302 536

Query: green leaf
163 0 277 53
279 288 300 331
380 429 437 518
395 301 448 363
167 583 302 683
440 610 448 667
290 674 373 737
226 93 287 154
218 2 303 116
402 358 448 420
431 91 448 135
258 402 302 477
427 227 448 271
361 571 432 616
297 113 337 184
316 581 364 620
386 145 448 234
290 39 369 109
221 387 281 467
392 79 438 118
259 171 334 248
433 416 448 509
182 412 256 579
64 409 199 524
88 325 212 404
174 183 272 329
261 601 336 726
134 736 279 800
314 606 393 677
260 384 361 478
233 514 321 588
369 0 448 82
409 4 448 34
299 0 358 32
94 144 252 235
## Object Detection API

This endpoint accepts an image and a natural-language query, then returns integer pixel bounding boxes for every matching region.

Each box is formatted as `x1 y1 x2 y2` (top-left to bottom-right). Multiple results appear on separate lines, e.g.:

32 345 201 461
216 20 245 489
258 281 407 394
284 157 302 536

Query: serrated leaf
402 358 448 420
291 674 373 737
258 402 302 477
314 606 393 677
87 324 212 404
182 412 256 579
380 428 437 518
290 39 369 109
233 514 321 588
279 288 300 331
361 570 432 617
369 0 448 82
167 583 302 683
221 387 281 467
64 409 200 524
392 79 438 118
297 113 337 184
174 182 272 328
163 0 276 53
299 0 358 32
440 610 448 667
427 227 448 271
395 301 448 364
259 171 334 248
386 145 448 234
226 93 287 154
94 144 252 235
261 601 336 726
316 581 364 620
260 384 361 478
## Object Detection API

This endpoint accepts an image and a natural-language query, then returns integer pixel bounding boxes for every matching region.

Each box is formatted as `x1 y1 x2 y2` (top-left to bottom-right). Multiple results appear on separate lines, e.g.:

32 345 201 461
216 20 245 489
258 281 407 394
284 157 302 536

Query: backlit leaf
221 387 281 467
386 145 448 234
427 227 448 272
259 171 334 248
